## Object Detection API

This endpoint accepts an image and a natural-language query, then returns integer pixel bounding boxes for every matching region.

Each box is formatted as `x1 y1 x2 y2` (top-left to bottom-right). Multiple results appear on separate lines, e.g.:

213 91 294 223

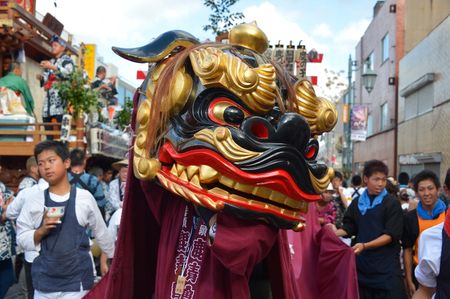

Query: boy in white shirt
17 141 115 299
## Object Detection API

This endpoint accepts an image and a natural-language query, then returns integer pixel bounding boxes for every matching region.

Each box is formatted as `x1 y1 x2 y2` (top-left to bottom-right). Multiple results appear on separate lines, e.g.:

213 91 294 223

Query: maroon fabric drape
86 195 358 299
286 204 359 299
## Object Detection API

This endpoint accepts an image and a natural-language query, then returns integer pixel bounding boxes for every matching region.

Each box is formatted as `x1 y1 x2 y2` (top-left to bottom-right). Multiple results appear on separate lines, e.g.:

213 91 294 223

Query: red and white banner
306 52 323 86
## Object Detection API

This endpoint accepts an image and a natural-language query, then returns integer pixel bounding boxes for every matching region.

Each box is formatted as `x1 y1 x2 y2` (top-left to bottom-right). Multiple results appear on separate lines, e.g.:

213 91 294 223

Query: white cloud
243 2 329 52
333 19 371 51
36 0 205 87
242 2 350 100
312 23 332 38
39 0 203 41
34 0 369 93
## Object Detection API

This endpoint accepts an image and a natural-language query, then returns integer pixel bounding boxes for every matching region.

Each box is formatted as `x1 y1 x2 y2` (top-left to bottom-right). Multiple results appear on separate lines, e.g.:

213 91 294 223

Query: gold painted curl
294 79 338 136
308 167 335 193
189 47 277 114
133 96 162 180
194 127 262 162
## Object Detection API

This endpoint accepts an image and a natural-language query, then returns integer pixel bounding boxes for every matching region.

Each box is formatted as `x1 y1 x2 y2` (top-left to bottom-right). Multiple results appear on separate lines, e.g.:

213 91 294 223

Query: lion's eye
208 97 249 126
223 106 244 124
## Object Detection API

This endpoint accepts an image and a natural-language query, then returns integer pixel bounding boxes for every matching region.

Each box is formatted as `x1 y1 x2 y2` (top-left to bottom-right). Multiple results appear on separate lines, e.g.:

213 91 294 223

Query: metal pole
343 54 353 174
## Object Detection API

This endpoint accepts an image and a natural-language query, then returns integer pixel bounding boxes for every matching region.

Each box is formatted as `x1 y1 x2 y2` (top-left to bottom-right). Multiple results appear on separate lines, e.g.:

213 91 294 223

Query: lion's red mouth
156 142 318 224
160 143 319 202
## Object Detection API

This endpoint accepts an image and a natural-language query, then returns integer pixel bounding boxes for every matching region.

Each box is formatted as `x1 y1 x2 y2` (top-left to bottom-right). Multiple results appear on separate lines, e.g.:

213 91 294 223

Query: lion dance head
113 22 337 231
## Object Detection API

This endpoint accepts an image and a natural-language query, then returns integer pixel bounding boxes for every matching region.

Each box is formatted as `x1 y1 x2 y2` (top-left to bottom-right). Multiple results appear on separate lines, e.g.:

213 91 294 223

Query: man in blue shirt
67 149 106 217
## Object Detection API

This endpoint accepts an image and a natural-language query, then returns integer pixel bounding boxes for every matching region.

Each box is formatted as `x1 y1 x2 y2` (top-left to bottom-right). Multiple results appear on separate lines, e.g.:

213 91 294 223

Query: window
367 113 373 136
400 163 440 178
125 90 133 102
382 34 389 62
404 84 434 120
117 86 125 105
381 102 389 130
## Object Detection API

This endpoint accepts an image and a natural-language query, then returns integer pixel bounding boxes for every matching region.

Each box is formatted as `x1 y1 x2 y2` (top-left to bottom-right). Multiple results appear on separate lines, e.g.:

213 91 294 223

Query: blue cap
50 35 67 47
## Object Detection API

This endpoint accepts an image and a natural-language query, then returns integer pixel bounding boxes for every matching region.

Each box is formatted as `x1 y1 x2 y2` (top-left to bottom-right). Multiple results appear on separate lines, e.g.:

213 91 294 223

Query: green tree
203 0 245 36
114 99 133 130
54 68 98 119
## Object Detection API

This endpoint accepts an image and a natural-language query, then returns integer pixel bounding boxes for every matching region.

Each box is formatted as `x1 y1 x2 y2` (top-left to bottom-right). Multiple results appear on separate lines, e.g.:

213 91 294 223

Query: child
16 141 114 299
68 149 106 216
316 183 337 226
332 170 348 228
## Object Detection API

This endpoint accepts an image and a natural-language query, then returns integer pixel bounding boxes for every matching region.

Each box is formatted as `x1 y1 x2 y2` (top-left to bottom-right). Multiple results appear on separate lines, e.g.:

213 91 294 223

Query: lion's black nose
241 113 311 152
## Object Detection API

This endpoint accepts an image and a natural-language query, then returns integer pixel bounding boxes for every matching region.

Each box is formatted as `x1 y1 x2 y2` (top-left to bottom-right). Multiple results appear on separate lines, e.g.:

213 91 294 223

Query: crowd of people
0 141 127 299
0 134 448 298
316 161 450 299
1 147 449 299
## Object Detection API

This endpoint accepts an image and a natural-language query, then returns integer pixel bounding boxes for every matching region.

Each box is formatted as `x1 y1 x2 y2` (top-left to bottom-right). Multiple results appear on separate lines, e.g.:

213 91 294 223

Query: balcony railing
0 120 86 156
0 119 130 160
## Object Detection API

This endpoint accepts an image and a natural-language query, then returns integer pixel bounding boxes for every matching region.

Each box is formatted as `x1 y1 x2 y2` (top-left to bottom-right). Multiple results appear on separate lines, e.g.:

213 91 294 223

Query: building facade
397 1 450 179
352 0 400 175
116 78 135 106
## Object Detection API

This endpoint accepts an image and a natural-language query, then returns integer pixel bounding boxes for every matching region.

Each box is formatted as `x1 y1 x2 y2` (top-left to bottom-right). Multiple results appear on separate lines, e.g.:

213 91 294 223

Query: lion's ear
112 30 199 63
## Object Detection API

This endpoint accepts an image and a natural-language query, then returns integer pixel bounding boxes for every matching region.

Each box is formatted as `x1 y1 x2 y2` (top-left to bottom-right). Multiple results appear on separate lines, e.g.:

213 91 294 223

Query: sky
36 0 376 89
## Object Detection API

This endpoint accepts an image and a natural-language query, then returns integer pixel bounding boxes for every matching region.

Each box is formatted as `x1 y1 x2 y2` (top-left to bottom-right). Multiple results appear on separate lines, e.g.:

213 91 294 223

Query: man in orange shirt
402 170 447 297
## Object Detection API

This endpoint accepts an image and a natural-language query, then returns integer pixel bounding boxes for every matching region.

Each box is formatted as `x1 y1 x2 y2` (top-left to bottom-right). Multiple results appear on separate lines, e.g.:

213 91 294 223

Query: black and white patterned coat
41 54 74 118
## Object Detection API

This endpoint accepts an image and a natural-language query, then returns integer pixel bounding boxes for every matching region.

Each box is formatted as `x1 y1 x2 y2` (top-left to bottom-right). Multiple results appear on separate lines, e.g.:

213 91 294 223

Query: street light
362 61 377 93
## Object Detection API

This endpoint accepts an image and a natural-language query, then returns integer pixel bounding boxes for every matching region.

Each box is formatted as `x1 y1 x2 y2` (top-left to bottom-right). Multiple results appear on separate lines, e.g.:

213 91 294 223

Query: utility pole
343 54 353 175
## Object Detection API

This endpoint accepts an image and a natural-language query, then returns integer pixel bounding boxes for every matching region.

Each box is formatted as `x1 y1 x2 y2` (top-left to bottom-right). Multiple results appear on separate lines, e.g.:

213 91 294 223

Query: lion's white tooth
186 165 199 179
176 164 186 175
190 175 201 187
179 170 188 182
219 176 236 189
252 186 271 199
170 165 178 176
234 182 254 194
199 165 219 183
